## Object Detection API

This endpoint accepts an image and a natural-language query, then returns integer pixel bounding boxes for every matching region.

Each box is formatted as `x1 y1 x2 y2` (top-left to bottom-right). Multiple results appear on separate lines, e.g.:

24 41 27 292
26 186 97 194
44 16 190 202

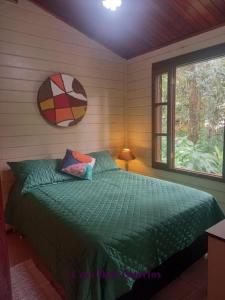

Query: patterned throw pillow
61 149 96 180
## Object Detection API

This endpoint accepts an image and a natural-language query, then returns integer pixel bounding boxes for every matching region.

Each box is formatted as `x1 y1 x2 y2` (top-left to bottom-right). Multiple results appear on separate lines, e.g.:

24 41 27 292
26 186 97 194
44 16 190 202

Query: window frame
152 43 225 182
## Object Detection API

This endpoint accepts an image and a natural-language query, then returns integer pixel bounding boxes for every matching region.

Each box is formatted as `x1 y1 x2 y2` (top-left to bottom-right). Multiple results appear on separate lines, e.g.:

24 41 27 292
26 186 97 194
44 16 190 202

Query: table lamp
118 148 136 171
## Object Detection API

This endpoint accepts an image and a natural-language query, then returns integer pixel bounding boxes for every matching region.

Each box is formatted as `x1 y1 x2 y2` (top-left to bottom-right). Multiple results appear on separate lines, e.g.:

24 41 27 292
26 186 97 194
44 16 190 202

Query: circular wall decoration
37 73 87 127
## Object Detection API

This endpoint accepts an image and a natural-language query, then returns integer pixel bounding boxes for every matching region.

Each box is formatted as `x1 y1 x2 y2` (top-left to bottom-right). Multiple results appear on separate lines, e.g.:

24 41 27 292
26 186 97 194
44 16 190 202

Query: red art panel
54 94 70 109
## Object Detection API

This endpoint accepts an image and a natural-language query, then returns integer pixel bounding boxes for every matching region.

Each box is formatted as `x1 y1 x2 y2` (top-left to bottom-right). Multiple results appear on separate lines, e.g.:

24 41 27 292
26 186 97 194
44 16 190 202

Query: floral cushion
61 149 95 180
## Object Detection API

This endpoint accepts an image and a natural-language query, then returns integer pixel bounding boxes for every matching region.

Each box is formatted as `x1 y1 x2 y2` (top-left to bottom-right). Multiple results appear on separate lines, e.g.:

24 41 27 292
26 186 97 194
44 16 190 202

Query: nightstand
207 219 225 300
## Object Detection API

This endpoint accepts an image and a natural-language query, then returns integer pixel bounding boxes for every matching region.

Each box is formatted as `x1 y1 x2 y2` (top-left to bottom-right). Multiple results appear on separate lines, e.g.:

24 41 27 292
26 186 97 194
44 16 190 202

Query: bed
4 151 224 300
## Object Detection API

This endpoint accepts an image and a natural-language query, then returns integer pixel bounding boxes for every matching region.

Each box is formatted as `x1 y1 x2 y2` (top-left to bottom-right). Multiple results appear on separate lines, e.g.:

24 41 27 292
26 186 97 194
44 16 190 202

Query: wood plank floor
7 232 207 300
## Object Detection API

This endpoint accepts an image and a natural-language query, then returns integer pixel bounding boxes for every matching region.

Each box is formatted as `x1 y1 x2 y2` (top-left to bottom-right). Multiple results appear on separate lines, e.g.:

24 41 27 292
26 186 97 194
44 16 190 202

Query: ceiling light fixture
102 0 122 11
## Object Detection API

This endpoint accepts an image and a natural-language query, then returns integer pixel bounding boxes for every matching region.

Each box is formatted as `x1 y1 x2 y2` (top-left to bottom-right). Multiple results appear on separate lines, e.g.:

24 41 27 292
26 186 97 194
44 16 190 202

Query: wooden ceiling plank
30 0 225 59
168 0 205 30
154 0 198 34
174 0 211 28
188 0 219 25
132 18 174 44
211 0 225 13
144 0 191 37
66 0 175 57
125 1 179 43
200 0 225 22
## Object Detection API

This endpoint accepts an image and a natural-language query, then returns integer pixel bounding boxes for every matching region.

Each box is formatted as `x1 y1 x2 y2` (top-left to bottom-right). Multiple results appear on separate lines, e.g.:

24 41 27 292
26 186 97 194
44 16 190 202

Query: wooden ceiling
31 0 225 59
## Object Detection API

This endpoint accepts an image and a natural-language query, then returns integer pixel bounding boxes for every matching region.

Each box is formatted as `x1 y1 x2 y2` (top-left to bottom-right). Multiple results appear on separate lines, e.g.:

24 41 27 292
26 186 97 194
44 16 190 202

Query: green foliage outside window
174 57 225 176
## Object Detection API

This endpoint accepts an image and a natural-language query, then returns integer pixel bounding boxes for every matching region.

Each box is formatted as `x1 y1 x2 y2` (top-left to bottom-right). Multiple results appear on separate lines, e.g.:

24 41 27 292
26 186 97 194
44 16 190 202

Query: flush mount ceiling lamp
102 0 122 11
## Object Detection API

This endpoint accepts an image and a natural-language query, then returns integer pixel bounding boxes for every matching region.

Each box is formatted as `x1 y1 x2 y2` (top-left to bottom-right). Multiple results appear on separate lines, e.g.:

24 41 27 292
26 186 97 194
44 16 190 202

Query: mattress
5 169 224 299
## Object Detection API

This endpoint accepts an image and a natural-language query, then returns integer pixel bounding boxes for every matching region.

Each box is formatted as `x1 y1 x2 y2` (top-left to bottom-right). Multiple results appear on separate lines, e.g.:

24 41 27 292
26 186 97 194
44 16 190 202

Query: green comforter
5 170 224 299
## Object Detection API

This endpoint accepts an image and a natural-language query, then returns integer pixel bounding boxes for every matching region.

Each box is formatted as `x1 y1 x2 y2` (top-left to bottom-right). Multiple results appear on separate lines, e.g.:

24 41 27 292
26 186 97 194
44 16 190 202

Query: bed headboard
0 170 15 211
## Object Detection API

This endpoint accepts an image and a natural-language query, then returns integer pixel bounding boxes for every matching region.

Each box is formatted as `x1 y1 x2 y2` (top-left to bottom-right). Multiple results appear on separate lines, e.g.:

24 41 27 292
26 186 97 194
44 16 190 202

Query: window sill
152 164 224 183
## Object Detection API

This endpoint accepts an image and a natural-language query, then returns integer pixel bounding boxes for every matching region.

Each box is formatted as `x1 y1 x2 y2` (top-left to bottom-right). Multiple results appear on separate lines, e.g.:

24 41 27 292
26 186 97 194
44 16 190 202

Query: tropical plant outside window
175 58 225 176
152 44 225 181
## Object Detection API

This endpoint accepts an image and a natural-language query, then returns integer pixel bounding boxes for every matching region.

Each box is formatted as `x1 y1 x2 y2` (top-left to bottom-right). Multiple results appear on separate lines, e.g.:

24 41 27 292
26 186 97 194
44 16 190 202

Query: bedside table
207 219 225 300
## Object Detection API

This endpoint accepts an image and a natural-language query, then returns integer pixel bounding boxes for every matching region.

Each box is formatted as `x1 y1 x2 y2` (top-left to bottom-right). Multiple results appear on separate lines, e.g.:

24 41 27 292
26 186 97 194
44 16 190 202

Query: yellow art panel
72 106 86 119
40 98 54 111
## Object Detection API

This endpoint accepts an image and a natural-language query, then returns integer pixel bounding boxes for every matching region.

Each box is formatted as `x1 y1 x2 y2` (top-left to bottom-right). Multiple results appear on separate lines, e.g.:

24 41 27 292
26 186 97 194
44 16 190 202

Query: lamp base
125 161 129 171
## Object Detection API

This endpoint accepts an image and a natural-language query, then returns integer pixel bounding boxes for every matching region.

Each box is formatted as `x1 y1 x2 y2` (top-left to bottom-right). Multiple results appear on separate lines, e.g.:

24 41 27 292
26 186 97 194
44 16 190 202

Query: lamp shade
118 148 136 161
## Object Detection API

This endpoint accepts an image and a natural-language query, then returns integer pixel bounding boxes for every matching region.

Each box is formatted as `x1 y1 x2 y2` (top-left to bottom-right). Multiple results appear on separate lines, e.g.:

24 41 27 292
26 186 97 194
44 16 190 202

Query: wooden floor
7 232 207 300
10 259 63 300
7 232 67 299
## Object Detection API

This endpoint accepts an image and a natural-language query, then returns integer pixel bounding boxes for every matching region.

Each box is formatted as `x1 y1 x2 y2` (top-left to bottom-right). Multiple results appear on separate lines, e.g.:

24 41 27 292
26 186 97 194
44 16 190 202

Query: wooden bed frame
1 170 16 232
0 170 15 211
1 170 208 300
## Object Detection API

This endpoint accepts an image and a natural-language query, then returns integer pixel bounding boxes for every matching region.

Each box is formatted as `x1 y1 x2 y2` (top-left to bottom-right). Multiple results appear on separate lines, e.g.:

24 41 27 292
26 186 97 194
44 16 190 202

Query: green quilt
5 170 224 300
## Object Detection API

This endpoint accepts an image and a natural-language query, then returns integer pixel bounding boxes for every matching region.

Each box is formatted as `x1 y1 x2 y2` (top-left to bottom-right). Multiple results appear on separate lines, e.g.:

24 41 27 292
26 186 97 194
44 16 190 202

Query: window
152 43 225 181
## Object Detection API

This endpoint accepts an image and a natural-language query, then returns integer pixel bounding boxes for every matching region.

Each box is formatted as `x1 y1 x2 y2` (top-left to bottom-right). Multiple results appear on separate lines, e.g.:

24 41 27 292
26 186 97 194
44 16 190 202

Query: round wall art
37 73 87 127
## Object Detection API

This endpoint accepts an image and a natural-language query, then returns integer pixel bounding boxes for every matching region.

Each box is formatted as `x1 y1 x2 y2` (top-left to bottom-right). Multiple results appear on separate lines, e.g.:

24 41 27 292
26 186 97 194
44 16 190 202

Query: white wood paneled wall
0 0 126 170
127 26 225 212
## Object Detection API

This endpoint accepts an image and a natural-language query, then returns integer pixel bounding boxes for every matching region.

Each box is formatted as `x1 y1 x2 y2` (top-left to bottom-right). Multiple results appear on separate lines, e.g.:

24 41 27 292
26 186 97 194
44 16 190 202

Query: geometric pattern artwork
37 73 88 127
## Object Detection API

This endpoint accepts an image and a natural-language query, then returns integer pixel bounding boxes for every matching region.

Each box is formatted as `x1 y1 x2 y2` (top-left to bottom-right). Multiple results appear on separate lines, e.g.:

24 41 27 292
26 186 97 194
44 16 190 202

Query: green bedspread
5 170 224 300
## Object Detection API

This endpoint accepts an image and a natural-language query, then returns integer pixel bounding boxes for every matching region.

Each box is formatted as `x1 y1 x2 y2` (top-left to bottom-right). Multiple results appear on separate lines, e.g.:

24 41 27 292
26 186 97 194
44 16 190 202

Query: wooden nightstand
207 219 225 300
